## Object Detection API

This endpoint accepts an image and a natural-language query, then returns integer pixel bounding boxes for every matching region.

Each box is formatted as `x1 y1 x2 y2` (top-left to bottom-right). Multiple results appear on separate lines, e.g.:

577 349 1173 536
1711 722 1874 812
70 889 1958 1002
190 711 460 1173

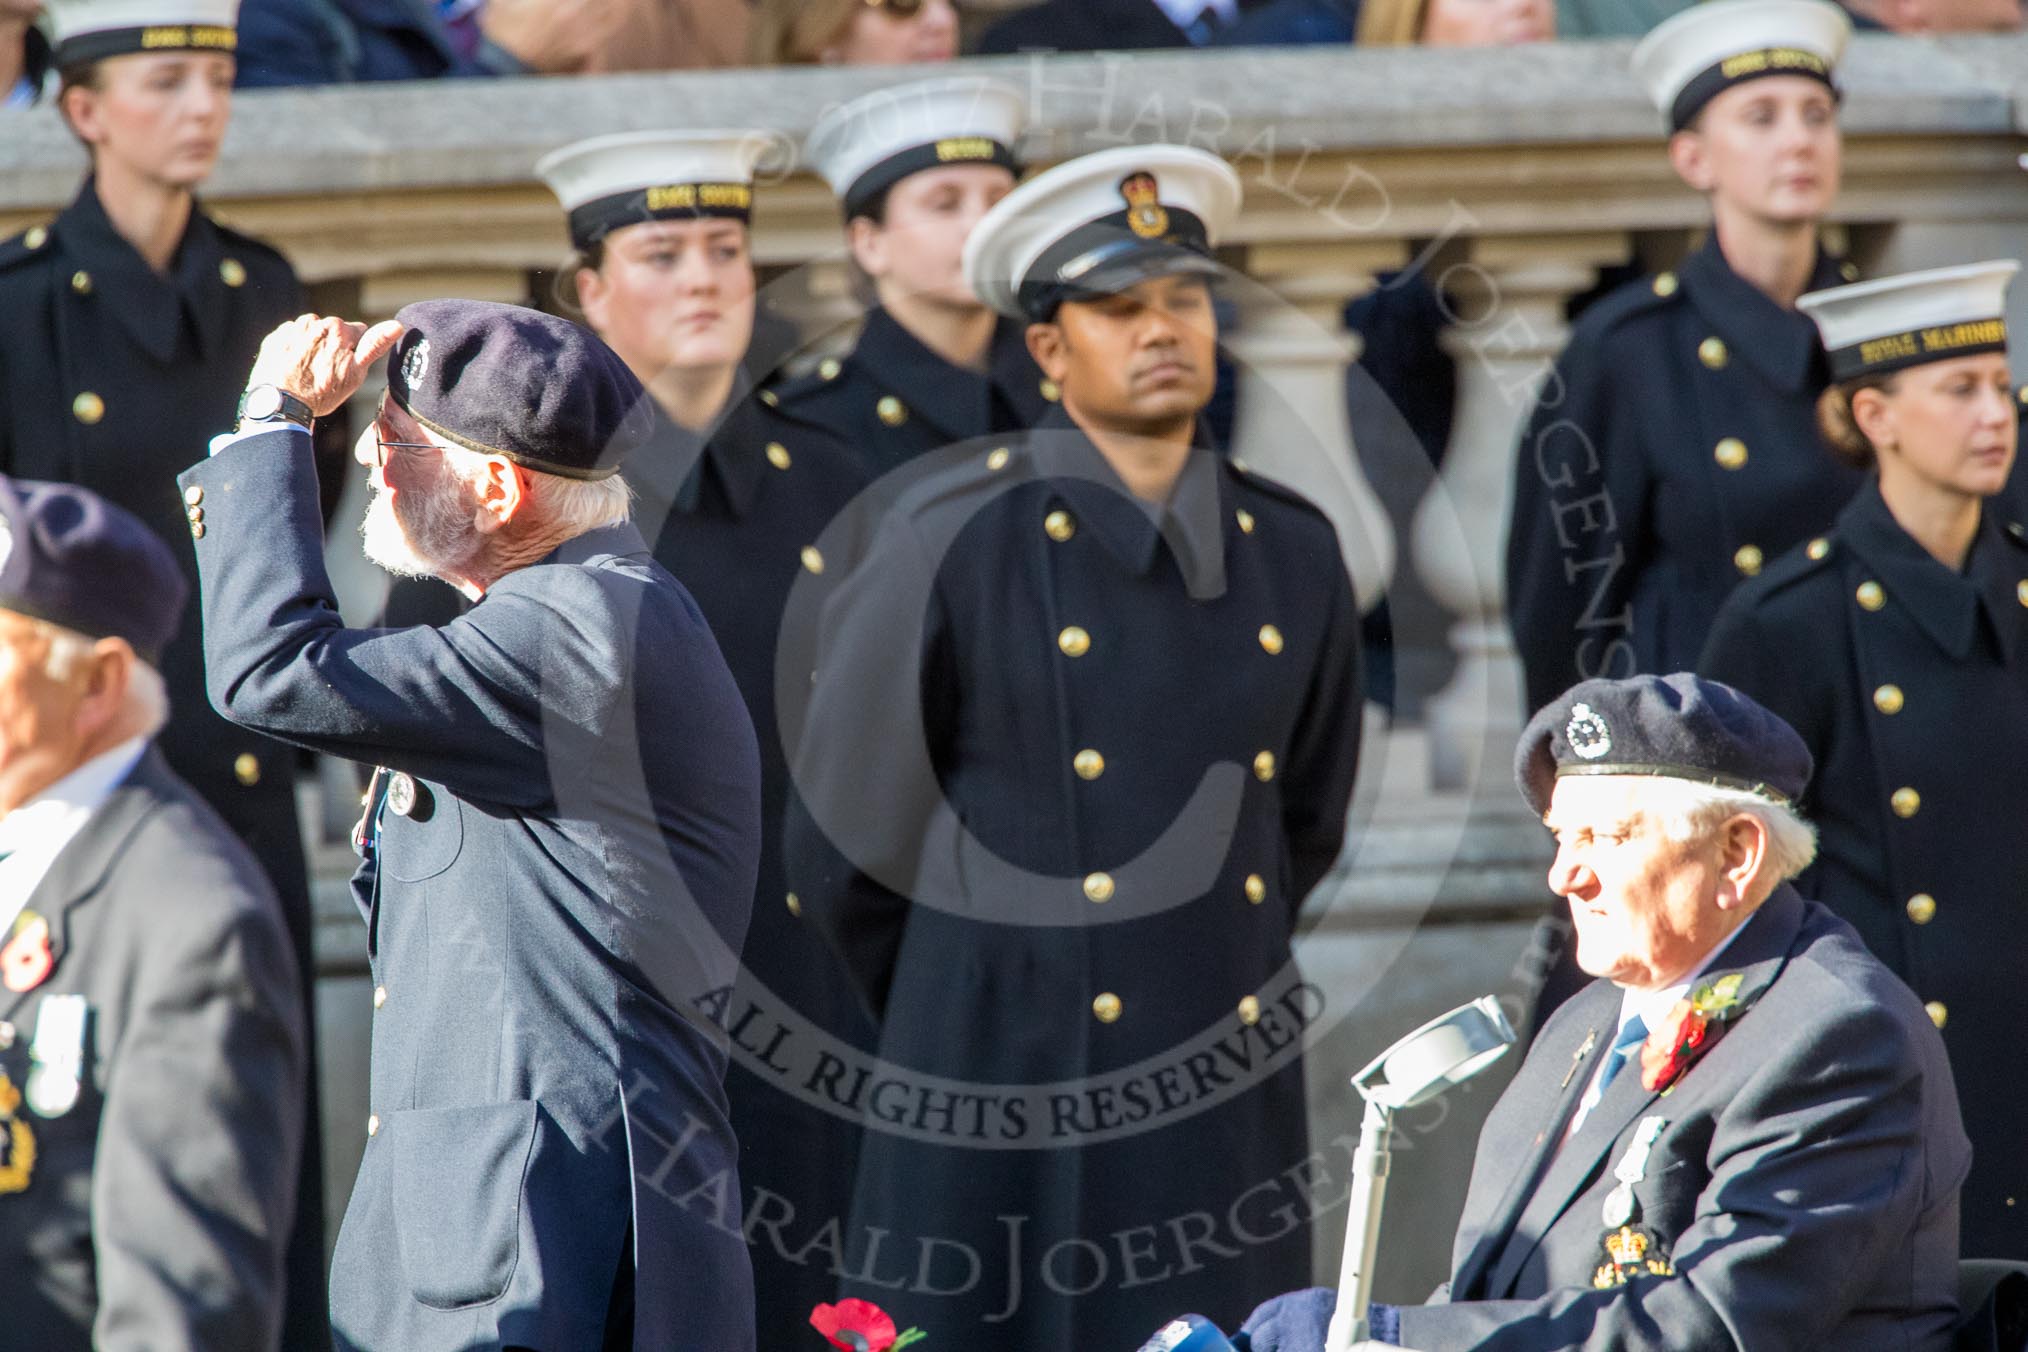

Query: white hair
40 622 170 737
436 443 632 536
1639 778 1819 883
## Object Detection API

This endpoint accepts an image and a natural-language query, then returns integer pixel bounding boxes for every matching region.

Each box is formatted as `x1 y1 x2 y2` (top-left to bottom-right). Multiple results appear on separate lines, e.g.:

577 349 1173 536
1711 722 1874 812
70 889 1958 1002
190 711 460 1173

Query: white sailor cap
807 77 1026 220
536 130 771 253
962 144 1242 322
1631 0 1850 131
1799 260 2018 383
44 0 239 65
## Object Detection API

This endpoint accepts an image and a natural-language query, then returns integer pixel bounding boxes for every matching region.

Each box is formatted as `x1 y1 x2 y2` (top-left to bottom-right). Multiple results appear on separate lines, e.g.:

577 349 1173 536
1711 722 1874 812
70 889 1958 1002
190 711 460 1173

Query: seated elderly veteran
176 305 764 1351
0 477 306 1351
1214 672 1970 1352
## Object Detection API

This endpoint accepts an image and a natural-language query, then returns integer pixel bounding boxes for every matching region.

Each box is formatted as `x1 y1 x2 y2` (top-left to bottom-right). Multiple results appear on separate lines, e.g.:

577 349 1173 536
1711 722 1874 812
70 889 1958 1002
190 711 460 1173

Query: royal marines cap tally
42 0 239 67
1798 260 2019 383
806 76 1026 220
1631 0 1850 132
962 143 1242 323
535 130 771 254
0 475 186 662
385 299 651 481
1515 672 1814 817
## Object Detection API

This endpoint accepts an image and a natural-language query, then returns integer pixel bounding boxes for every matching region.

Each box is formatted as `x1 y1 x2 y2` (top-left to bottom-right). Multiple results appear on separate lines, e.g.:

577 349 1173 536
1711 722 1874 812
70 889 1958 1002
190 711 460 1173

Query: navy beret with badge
385 299 651 482
1515 672 1813 817
0 475 187 662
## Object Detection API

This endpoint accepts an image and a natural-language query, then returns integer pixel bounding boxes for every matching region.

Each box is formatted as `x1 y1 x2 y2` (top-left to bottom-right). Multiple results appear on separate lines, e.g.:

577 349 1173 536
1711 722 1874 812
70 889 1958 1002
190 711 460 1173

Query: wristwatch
236 384 316 432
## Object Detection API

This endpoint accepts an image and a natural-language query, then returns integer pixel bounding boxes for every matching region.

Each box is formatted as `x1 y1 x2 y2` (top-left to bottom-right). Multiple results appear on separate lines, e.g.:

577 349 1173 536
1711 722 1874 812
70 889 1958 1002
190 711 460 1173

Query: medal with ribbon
1593 1115 1675 1288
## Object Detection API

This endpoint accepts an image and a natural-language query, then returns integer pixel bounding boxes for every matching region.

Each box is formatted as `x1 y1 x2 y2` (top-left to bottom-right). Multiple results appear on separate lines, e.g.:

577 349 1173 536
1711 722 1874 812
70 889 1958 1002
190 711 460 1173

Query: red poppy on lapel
810 1299 926 1351
1640 971 1745 1094
1 913 52 994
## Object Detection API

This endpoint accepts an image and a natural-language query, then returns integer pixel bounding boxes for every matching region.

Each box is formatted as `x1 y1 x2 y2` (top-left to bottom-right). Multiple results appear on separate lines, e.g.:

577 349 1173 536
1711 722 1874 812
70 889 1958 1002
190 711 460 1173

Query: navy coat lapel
1479 888 1808 1299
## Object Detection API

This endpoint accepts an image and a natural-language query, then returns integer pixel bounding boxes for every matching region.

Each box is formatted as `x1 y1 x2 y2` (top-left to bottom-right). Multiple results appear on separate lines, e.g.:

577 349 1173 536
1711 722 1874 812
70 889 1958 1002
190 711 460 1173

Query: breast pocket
380 788 464 883
386 1100 538 1309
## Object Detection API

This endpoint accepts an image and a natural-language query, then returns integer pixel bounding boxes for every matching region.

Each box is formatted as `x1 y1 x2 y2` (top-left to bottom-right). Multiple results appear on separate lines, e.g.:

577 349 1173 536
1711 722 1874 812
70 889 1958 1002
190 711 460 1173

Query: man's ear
1026 319 1069 386
75 638 135 741
472 457 530 532
1715 813 1770 910
1667 127 1714 194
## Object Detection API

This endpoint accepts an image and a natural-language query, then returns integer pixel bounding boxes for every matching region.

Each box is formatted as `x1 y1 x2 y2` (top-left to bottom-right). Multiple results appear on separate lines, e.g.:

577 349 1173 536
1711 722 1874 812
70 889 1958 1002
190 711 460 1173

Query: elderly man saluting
178 304 763 1351
1226 673 1968 1352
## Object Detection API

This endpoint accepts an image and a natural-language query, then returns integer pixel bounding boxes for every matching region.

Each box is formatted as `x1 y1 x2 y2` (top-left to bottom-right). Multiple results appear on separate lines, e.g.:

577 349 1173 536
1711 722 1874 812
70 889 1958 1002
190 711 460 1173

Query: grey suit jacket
0 748 306 1352
1399 886 1968 1351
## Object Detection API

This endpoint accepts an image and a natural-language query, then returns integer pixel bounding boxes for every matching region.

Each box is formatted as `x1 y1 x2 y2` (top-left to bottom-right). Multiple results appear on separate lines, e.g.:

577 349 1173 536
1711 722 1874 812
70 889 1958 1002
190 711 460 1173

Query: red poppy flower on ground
810 1299 925 1351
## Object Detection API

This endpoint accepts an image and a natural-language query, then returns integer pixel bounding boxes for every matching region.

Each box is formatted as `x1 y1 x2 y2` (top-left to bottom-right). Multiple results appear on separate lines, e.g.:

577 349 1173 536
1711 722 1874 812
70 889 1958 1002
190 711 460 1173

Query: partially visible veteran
1218 672 1969 1351
176 303 763 1350
0 475 306 1351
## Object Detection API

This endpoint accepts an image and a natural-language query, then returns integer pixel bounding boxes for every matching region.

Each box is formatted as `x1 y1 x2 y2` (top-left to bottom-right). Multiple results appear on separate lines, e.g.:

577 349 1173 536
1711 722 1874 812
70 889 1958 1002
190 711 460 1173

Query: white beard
359 477 476 581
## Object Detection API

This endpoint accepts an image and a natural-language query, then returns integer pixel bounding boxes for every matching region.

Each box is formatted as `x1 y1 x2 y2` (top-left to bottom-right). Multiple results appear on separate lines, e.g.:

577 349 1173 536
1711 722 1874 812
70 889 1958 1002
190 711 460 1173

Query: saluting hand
247 314 406 418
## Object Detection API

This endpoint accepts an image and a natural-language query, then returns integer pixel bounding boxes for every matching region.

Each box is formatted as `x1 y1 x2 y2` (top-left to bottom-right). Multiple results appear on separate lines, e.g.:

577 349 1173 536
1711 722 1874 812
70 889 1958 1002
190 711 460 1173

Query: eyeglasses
373 396 437 468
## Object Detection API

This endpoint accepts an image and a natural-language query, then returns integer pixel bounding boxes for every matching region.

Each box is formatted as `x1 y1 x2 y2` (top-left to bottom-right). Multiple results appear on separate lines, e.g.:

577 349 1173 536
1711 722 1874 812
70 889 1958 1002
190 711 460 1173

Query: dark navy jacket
768 308 1056 480
236 0 523 85
783 407 1364 1348
1505 235 1866 716
177 430 762 1351
1702 483 2028 1261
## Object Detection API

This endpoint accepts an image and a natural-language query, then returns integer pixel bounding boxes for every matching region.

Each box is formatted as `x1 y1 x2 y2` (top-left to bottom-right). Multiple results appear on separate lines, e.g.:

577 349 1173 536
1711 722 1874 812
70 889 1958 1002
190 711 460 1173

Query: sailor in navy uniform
1506 0 1865 716
536 128 878 1350
770 77 1057 477
1702 260 2027 1260
783 144 1365 1350
0 3 327 1344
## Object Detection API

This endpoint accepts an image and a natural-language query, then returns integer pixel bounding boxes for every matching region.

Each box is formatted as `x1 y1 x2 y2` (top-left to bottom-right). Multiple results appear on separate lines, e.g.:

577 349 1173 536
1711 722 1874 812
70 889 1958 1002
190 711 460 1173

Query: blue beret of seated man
1178 672 1971 1351
177 302 766 1350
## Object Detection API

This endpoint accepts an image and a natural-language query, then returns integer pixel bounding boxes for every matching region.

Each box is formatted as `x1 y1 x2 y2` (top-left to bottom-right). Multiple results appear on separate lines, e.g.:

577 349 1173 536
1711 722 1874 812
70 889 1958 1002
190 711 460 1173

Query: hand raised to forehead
247 314 407 418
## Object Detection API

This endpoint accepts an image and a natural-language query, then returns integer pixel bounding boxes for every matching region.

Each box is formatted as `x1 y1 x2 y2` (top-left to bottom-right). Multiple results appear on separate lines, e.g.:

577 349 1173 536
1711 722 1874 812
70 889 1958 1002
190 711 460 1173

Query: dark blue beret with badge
0 475 186 662
385 299 651 481
1515 672 1813 817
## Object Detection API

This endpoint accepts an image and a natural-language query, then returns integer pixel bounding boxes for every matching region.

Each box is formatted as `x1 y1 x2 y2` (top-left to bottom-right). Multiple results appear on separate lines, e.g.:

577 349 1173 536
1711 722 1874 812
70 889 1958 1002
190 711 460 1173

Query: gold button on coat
367 1114 381 1137
1699 337 1729 369
220 257 246 287
2016 580 2028 608
1083 872 1115 904
1244 874 1267 904
373 985 388 1009
1873 684 1904 715
233 753 260 786
1040 378 1061 402
190 522 205 539
1856 581 1885 611
72 392 104 425
876 396 907 427
1237 996 1262 1026
1924 1001 1947 1029
1073 749 1105 780
186 505 204 524
183 485 204 506
800 546 825 575
759 388 779 407
1905 894 1937 925
818 358 841 380
23 225 47 250
1093 993 1122 1023
1840 261 1861 283
1235 509 1255 534
1891 787 1921 818
70 270 91 295
1253 751 1276 782
1806 537 1830 561
766 442 791 470
1733 544 1763 577
1652 272 1678 298
1713 438 1747 470
1258 625 1284 655
786 892 803 918
1058 626 1090 657
986 447 1010 471
1045 510 1076 542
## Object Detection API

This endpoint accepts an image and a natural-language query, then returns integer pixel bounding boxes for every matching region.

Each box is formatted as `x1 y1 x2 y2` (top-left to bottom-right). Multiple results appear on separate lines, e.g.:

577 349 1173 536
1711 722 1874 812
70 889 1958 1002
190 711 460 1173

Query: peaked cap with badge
0 473 307 1352
1702 258 2027 1259
770 77 1053 477
1507 0 1866 719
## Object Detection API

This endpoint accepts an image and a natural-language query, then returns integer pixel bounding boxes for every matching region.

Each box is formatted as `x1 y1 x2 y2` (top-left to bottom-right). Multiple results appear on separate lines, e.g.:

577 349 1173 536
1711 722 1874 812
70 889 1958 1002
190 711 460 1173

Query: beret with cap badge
0 474 185 663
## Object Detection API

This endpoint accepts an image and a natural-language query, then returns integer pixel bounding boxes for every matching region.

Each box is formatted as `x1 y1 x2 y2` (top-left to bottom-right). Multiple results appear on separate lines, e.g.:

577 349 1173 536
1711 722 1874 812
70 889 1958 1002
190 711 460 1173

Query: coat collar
54 177 232 364
621 379 775 523
1679 233 1844 396
851 309 1041 447
1837 482 2025 664
0 747 169 1023
1474 886 1806 1300
1025 404 1230 600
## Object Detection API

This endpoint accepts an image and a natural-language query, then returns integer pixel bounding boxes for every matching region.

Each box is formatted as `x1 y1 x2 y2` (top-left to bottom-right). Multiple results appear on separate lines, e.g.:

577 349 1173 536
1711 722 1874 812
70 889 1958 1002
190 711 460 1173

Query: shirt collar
1678 233 1845 396
0 735 149 935
1026 405 1230 600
